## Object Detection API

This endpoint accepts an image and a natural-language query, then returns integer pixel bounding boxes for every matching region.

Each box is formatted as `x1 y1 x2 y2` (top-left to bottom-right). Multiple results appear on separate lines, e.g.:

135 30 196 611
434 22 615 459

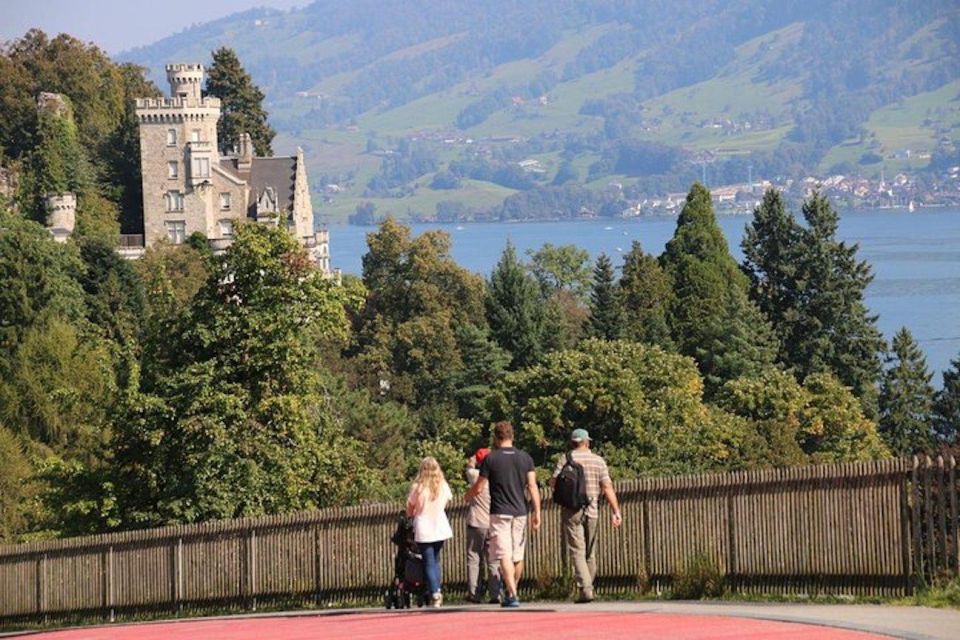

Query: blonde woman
406 457 453 607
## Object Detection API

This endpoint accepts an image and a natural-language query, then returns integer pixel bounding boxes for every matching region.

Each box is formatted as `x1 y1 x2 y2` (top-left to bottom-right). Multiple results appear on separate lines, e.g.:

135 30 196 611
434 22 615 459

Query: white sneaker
432 592 443 607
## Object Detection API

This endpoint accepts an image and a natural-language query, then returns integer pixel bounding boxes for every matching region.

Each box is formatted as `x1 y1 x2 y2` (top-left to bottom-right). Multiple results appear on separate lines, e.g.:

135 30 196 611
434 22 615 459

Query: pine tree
486 243 546 369
660 183 776 392
587 253 620 340
618 241 672 348
792 192 885 415
879 327 935 456
206 47 275 156
933 355 960 445
741 188 802 351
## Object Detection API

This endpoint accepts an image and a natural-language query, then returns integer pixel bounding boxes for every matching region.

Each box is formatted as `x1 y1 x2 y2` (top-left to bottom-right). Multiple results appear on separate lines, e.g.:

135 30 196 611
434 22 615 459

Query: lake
328 207 960 379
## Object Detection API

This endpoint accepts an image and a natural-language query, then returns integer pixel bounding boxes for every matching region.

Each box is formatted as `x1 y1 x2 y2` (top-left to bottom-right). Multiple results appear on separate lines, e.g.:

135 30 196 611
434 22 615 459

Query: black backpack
553 452 589 510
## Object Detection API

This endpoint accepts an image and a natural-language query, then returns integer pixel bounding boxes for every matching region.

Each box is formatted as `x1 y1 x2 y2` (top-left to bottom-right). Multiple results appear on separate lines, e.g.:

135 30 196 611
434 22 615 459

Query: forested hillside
121 0 960 221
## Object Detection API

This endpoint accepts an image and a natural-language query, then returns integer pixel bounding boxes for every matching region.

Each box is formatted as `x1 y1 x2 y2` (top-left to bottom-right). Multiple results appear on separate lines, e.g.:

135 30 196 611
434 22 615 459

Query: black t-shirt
479 447 535 517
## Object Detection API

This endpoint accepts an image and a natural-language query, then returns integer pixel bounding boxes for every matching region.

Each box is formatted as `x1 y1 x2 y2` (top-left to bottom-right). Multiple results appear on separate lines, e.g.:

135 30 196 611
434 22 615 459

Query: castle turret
166 63 204 102
46 192 76 243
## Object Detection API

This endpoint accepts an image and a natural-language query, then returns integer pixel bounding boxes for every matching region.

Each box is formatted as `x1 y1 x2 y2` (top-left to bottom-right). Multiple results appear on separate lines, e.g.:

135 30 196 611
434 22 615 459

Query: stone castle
133 63 331 273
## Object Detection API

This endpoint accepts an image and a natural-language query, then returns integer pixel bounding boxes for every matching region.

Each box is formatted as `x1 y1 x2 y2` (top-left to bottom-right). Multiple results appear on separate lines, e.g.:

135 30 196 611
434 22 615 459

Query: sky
1 0 306 54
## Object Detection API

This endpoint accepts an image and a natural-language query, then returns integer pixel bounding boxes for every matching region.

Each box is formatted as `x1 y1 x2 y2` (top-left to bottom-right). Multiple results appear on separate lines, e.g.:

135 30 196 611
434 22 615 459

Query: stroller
384 515 429 608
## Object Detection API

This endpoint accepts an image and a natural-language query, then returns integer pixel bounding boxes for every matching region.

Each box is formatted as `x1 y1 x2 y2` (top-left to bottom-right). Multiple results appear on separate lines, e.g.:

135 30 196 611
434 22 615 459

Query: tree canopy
206 47 275 156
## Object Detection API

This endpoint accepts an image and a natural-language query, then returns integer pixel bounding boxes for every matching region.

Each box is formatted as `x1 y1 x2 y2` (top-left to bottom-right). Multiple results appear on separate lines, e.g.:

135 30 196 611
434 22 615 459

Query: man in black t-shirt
464 421 541 608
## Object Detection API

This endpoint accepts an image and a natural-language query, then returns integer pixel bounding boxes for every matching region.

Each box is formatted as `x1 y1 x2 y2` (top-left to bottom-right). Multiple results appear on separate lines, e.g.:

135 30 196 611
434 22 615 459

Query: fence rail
1 456 957 623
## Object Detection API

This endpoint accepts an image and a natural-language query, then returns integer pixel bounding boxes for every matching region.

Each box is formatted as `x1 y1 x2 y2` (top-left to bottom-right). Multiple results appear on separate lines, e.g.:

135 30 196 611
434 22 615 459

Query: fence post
950 456 959 576
899 468 913 595
641 492 651 589
248 528 258 611
726 488 736 592
937 456 948 578
105 545 114 622
172 537 183 615
911 456 923 584
35 552 46 622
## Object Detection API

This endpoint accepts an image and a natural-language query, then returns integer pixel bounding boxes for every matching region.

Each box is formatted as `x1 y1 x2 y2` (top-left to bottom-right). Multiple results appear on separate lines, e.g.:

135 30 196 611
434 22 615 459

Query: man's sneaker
431 592 443 608
487 597 501 605
465 594 481 604
575 588 594 604
500 595 521 608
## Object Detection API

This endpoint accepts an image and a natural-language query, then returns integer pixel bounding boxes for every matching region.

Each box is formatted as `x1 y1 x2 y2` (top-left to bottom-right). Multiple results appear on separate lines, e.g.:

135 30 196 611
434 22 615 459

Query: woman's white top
407 481 454 543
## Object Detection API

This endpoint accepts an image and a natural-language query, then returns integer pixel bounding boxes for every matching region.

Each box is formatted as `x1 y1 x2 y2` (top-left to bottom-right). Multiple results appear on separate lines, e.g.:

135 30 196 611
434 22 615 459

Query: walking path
4 601 959 640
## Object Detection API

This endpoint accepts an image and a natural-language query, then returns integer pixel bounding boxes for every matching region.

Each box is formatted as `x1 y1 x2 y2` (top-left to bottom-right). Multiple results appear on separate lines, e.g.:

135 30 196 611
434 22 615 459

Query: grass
315 177 519 223
633 23 807 154
819 79 960 176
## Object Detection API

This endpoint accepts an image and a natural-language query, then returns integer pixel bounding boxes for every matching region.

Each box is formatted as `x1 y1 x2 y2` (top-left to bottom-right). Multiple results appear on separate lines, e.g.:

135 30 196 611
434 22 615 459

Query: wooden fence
1 456 956 623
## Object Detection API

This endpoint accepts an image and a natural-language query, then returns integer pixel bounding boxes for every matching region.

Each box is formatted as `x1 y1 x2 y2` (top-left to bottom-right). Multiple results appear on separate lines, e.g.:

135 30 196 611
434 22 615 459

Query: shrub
671 552 724 599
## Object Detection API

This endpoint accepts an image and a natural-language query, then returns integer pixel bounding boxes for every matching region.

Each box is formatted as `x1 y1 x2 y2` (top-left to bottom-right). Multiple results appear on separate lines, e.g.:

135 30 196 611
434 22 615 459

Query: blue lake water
328 207 960 378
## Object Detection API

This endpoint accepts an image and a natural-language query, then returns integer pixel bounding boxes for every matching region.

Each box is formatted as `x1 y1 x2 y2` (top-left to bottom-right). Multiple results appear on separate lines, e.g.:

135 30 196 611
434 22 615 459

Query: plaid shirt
552 448 611 519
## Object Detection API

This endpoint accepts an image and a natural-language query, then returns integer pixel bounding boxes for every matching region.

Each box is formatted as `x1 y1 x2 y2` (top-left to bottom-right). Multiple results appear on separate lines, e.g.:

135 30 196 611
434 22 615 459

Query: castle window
167 161 178 179
191 129 201 143
192 157 210 179
218 219 234 237
165 190 184 212
166 129 177 146
165 221 186 244
220 192 232 210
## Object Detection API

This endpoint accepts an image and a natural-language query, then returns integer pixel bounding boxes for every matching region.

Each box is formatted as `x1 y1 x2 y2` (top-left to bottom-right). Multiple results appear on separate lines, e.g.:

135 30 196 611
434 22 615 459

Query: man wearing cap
464 448 501 603
549 428 622 603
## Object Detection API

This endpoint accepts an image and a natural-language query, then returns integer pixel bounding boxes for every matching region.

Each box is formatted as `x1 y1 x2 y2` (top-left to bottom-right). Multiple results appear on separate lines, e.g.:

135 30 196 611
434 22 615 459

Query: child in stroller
385 515 430 608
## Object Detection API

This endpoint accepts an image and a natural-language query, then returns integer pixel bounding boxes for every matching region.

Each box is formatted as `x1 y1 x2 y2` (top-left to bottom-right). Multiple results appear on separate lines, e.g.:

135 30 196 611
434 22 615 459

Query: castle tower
135 64 233 247
166 63 204 101
45 192 76 243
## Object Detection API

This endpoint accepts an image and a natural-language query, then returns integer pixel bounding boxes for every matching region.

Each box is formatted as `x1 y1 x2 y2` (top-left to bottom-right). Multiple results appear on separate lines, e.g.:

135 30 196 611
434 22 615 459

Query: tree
552 159 579 186
491 339 762 476
587 253 620 340
205 47 275 156
110 223 364 527
0 426 33 543
527 243 591 299
0 317 117 460
0 31 160 233
0 207 87 356
618 241 672 348
879 327 936 456
792 193 885 416
741 189 802 352
486 243 547 369
355 218 486 406
933 355 960 445
660 183 776 393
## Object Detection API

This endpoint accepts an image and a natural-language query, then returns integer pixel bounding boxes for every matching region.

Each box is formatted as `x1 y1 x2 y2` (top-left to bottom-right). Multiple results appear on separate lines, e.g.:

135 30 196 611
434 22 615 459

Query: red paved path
21 611 893 640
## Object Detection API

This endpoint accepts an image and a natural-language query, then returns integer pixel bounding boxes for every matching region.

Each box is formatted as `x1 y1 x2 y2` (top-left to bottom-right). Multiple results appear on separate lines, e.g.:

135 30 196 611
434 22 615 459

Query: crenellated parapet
135 96 221 123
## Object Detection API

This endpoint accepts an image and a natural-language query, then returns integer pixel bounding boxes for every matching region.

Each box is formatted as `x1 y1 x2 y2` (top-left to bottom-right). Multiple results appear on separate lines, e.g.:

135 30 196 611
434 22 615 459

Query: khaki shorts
488 514 528 562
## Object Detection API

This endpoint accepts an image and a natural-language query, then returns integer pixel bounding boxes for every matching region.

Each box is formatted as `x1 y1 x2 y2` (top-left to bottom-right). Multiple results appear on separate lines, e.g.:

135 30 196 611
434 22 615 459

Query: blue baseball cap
571 428 591 442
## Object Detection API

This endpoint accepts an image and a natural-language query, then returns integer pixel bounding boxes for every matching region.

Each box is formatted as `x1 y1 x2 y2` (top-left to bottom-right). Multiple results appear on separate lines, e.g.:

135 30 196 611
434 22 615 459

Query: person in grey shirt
464 447 501 603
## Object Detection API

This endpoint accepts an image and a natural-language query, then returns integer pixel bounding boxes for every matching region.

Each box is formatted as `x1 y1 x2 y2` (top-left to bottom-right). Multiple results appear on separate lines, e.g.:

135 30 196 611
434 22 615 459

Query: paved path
6 602 960 640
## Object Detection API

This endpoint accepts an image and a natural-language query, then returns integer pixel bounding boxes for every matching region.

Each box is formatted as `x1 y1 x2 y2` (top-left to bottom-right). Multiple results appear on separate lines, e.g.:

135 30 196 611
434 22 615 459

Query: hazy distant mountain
121 0 960 222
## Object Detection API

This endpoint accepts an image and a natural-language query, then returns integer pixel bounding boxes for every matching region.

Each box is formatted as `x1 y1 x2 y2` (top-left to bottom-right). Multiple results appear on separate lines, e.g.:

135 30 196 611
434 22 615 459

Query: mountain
121 0 960 222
